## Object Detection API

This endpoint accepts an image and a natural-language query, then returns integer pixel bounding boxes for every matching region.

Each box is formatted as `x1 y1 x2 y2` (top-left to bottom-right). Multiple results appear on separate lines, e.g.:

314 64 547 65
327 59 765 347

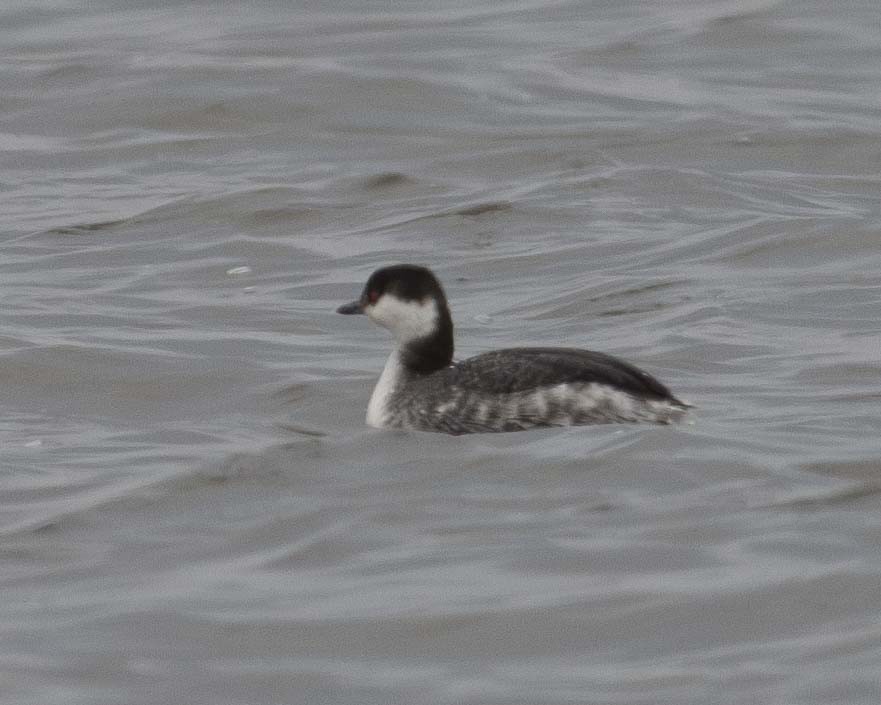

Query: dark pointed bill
337 299 364 315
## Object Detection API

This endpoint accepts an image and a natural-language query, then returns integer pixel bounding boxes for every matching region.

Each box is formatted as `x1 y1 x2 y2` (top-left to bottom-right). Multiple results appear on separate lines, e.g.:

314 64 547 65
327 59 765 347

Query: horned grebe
337 264 689 434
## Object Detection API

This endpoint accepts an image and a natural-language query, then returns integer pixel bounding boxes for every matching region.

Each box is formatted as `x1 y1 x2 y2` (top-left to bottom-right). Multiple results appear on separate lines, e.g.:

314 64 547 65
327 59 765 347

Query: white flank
583 383 635 415
530 390 549 418
367 296 438 345
647 398 690 423
551 383 576 405
435 401 455 415
366 351 402 428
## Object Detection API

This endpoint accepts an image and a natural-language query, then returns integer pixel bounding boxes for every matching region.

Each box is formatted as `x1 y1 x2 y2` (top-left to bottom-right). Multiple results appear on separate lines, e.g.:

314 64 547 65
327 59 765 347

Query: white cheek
367 296 438 343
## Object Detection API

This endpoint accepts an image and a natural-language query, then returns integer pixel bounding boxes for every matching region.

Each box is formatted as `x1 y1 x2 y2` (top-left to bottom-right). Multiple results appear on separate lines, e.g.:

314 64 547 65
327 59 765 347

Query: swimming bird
337 264 689 434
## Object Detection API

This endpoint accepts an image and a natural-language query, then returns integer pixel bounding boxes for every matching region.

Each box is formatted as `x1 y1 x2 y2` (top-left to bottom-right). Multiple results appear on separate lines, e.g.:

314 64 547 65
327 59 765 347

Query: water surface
2 2 881 703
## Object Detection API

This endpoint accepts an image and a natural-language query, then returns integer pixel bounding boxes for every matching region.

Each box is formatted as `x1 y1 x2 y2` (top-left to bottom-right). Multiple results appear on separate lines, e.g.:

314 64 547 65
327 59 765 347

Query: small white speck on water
24 439 43 448
242 286 256 294
226 265 252 276
474 314 492 324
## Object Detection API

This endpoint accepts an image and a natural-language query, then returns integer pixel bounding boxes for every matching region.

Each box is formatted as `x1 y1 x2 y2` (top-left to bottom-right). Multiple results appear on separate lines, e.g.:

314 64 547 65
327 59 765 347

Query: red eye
368 290 379 303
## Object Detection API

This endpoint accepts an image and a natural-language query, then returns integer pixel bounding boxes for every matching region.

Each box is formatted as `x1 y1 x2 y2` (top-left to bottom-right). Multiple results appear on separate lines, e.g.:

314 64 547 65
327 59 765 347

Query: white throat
366 350 403 428
367 295 439 345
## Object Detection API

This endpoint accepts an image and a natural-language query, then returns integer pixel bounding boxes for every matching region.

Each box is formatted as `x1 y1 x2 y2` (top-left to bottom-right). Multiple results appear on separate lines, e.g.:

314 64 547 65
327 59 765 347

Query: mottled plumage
338 264 690 435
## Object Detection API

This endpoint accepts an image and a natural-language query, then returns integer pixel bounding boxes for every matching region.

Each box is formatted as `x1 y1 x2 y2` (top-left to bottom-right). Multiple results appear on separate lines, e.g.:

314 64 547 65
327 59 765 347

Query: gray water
3 1 881 703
